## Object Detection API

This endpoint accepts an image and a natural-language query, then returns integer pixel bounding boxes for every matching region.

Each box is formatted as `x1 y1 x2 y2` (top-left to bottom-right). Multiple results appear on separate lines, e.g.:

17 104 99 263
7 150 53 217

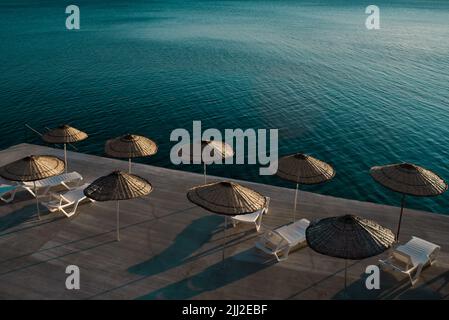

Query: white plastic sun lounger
0 184 19 203
379 236 441 286
20 171 83 198
256 218 310 261
41 183 94 217
231 197 270 232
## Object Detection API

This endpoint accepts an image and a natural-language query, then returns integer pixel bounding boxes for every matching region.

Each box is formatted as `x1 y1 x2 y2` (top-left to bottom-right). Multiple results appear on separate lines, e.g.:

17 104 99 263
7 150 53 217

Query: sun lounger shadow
332 268 407 300
332 266 444 300
128 215 223 277
0 239 116 278
378 266 449 300
420 270 449 298
136 248 274 300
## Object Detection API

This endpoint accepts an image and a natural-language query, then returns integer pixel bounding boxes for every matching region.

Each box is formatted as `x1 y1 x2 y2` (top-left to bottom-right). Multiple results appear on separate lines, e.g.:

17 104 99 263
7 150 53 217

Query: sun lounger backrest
0 185 17 194
23 172 82 188
409 236 440 254
276 219 310 245
297 218 310 230
395 237 441 267
43 172 82 187
249 197 270 216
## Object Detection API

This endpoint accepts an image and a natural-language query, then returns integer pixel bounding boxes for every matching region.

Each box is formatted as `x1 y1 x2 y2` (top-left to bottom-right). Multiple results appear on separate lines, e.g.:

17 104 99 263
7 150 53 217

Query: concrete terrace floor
0 143 448 300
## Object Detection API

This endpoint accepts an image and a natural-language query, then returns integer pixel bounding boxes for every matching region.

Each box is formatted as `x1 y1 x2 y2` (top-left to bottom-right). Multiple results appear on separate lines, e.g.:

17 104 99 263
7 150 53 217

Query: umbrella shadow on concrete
185 228 260 264
0 203 62 234
0 239 117 278
333 265 446 300
0 204 188 266
136 248 275 300
128 215 223 277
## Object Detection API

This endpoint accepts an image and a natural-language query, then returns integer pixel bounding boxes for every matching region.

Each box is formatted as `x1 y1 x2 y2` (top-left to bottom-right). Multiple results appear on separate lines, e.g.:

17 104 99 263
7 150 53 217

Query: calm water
1 0 449 214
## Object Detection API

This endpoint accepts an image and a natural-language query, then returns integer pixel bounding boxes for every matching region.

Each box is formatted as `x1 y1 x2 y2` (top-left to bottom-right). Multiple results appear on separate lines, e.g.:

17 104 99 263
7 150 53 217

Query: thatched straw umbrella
84 171 153 241
370 163 447 240
42 125 88 173
0 155 65 219
276 153 335 222
306 214 395 293
177 140 234 183
105 134 158 173
187 181 267 262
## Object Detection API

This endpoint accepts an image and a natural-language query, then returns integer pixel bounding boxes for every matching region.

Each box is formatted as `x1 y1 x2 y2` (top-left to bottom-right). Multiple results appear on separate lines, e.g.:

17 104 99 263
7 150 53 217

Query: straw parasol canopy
0 155 65 182
187 181 267 215
42 125 88 173
306 214 395 292
105 134 158 173
370 163 447 197
187 181 267 262
276 153 335 222
84 171 153 241
105 134 158 158
370 163 447 239
177 140 234 183
0 155 65 219
306 215 395 260
276 153 335 184
42 125 88 144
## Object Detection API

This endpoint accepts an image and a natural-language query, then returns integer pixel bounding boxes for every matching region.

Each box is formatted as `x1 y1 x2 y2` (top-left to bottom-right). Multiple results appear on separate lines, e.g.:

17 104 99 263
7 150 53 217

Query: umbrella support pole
128 158 132 174
222 216 227 265
64 143 68 173
35 182 40 220
344 259 347 291
293 183 299 222
116 201 120 241
396 194 406 241
204 163 207 184
342 259 350 299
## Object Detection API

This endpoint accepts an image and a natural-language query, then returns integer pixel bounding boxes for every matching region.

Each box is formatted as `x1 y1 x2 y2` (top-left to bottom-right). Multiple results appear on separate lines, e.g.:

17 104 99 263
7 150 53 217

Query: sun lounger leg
255 215 262 232
24 186 36 198
410 263 424 287
0 189 17 203
62 201 80 218
276 247 290 262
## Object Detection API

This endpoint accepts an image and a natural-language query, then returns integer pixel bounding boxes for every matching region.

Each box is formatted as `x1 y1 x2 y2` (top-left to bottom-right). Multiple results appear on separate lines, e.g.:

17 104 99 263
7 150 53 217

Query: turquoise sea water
1 0 449 214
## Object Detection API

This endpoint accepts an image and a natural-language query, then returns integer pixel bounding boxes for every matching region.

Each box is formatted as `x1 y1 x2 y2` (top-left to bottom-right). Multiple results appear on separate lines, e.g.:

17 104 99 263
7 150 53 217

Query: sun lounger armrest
392 248 415 269
266 229 290 250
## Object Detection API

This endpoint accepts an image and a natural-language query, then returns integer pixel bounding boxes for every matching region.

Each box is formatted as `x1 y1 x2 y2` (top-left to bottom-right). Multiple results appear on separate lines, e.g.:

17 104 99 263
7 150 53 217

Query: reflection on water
1 0 449 214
